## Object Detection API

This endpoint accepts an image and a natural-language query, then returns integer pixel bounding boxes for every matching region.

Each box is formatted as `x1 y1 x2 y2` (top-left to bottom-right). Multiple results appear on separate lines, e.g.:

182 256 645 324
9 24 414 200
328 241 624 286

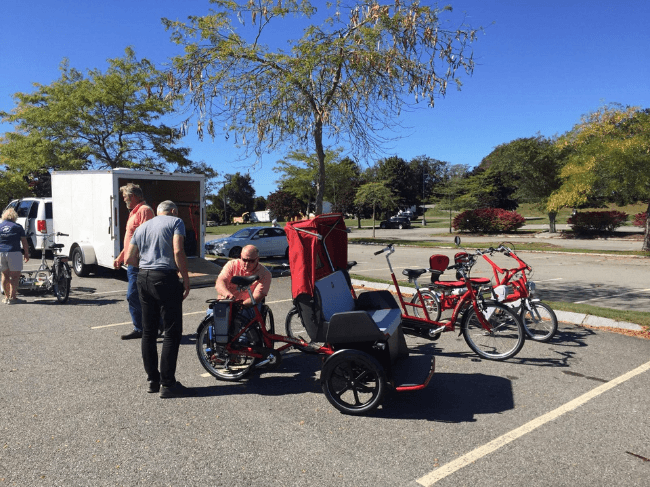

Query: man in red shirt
114 183 154 340
215 245 271 304
215 245 272 330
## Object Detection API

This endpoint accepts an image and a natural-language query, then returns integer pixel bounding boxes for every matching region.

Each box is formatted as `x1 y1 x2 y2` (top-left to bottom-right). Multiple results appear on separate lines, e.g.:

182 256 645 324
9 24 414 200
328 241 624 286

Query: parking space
1 260 649 486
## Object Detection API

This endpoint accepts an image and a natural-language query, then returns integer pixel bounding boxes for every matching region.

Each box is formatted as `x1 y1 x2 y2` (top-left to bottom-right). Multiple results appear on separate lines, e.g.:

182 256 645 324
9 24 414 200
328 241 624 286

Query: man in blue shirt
126 200 196 398
0 208 30 304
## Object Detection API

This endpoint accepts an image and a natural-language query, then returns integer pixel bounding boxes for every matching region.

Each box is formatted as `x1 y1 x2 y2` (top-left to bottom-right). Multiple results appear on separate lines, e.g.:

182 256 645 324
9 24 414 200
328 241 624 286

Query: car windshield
231 228 257 239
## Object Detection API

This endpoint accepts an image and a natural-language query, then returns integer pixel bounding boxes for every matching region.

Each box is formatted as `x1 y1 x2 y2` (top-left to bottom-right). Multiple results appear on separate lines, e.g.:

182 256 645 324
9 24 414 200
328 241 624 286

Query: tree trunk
548 211 557 233
643 201 650 252
372 203 376 238
313 119 325 216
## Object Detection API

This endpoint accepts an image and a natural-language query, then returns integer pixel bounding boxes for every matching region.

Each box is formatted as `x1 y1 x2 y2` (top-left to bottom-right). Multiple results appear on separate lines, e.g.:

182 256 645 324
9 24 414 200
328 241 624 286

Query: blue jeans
127 266 142 332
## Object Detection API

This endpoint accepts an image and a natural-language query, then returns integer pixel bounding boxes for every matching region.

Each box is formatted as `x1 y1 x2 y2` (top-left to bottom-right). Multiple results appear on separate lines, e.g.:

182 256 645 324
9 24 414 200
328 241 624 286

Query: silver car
205 226 289 258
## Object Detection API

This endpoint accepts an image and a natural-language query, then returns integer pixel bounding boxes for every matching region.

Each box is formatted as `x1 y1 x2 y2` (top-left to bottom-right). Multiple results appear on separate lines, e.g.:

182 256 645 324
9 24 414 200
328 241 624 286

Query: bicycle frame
224 284 335 362
378 245 495 334
481 246 532 304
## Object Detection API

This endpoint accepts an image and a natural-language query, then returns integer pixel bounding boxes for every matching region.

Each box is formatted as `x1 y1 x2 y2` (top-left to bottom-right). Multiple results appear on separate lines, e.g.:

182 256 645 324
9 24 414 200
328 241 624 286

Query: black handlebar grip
374 249 384 255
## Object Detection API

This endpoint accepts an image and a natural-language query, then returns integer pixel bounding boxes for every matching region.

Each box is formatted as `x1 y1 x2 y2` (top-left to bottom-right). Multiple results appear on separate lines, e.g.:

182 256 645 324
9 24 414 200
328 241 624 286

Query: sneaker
160 381 198 399
147 381 160 393
121 330 143 340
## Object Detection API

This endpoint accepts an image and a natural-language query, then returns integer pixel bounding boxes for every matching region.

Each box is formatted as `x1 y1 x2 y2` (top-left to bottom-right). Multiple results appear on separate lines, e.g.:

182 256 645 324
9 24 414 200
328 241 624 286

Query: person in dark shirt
0 208 30 304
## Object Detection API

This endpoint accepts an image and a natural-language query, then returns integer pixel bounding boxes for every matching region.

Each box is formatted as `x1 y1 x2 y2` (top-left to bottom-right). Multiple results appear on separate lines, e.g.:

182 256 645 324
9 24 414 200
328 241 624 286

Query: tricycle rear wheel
321 350 386 415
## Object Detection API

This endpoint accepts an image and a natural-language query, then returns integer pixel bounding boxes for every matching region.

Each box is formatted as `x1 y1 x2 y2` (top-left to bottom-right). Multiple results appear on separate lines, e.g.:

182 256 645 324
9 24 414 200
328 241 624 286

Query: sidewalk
348 223 646 253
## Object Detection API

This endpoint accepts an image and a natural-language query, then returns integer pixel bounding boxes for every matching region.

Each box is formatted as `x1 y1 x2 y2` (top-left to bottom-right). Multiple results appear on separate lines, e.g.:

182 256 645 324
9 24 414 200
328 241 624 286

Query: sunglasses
241 257 258 263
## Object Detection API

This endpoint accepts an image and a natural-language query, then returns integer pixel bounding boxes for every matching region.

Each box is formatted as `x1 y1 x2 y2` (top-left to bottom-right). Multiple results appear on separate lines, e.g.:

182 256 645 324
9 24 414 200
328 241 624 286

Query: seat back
315 270 356 321
429 254 449 283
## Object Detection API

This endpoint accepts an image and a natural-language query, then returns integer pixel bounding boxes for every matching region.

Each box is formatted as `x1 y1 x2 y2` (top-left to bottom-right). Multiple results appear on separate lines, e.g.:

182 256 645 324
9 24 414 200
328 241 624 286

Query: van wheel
72 247 90 277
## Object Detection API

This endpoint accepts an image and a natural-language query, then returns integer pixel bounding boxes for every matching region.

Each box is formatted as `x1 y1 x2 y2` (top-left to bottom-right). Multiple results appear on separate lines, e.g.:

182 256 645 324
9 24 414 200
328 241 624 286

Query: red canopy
285 213 348 298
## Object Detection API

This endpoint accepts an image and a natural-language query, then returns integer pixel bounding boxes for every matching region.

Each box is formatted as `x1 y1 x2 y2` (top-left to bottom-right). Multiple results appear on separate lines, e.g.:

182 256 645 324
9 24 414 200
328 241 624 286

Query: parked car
3 197 53 254
204 226 289 258
398 210 416 220
379 216 411 230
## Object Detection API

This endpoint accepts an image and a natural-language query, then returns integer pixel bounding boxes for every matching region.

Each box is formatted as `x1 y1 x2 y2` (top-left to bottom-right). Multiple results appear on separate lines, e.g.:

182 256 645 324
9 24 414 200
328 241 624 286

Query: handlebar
374 243 394 255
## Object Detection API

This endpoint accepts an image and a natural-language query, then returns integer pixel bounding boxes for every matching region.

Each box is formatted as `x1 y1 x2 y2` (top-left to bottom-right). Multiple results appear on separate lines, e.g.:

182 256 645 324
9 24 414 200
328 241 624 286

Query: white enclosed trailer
52 169 205 276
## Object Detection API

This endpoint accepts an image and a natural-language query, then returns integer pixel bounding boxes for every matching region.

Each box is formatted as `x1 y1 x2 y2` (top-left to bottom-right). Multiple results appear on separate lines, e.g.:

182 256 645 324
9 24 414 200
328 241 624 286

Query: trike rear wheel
321 350 386 415
53 262 71 303
462 302 525 360
196 320 262 381
285 306 317 354
410 289 442 322
520 300 558 342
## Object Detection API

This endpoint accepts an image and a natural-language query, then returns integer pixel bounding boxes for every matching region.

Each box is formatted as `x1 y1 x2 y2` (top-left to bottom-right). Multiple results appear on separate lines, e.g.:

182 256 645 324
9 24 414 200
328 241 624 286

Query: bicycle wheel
196 319 261 381
410 289 442 322
521 300 558 342
321 350 386 415
261 305 275 334
462 302 525 360
53 263 71 303
285 306 317 353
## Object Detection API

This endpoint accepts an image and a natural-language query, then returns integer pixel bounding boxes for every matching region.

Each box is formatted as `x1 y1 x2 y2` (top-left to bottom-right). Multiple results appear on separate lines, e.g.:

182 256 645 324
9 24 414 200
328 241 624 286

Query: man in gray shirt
126 200 196 398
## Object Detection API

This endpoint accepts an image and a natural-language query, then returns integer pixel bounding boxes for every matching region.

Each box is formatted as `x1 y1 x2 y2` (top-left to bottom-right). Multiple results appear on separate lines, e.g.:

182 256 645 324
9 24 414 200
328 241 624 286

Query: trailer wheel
72 247 90 277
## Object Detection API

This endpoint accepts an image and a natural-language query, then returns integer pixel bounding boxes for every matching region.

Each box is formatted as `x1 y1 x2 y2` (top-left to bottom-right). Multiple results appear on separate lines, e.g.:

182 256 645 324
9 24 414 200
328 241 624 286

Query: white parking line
574 288 650 304
415 359 650 486
91 298 293 329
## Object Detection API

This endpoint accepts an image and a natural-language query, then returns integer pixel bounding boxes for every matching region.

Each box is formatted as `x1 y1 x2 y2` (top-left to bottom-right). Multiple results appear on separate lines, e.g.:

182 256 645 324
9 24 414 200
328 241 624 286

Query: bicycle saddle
402 268 428 279
231 275 259 287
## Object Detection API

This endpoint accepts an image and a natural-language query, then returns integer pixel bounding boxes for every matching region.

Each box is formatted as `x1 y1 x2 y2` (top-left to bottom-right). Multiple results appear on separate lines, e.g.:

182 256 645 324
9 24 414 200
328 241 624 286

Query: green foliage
210 172 256 222
267 190 303 221
164 0 480 214
0 48 196 203
549 104 650 249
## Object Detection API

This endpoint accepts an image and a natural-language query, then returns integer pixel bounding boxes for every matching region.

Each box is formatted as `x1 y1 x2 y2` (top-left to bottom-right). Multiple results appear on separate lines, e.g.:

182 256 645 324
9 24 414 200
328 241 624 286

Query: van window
16 200 34 218
45 202 53 219
29 203 38 218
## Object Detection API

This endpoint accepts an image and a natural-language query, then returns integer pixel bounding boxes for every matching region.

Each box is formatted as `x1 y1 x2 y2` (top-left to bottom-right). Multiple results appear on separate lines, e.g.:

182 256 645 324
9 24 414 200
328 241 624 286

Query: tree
0 48 196 203
164 0 480 215
375 156 417 216
267 190 303 221
354 181 396 237
480 136 564 231
219 172 256 220
549 104 650 250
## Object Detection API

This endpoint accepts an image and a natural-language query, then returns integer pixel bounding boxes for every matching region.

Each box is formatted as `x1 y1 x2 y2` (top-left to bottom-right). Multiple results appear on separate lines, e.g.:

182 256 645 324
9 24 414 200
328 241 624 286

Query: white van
3 197 53 254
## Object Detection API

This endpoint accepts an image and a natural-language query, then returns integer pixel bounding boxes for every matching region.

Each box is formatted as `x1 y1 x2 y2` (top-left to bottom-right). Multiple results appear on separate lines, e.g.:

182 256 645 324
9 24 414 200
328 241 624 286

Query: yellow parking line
415 359 650 486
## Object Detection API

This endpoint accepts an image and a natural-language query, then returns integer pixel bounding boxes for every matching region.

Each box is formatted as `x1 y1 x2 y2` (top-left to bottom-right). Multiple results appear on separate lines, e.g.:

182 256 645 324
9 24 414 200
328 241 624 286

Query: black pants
137 269 184 387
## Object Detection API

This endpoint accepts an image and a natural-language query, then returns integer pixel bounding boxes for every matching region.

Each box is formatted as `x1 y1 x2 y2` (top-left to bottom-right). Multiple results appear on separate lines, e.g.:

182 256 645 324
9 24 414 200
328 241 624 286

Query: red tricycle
195 214 435 415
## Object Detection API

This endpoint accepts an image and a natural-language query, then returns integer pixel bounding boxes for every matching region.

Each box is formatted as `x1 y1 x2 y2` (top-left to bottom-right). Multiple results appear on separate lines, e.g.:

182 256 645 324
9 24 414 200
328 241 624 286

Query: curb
350 279 644 332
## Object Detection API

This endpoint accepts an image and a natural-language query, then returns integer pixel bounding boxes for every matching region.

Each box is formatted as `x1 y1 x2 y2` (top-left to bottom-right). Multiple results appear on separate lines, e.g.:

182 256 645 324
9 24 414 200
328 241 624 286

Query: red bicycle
378 238 526 361
479 243 558 342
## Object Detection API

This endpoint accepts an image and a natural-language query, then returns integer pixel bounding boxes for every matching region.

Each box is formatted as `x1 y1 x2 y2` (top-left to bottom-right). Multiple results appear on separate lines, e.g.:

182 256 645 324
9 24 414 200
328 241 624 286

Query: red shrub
632 212 647 227
567 211 628 234
453 208 526 233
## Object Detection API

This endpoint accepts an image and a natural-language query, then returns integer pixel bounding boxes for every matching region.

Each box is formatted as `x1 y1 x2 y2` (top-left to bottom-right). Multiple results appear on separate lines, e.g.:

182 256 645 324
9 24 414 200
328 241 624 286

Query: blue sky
2 0 649 198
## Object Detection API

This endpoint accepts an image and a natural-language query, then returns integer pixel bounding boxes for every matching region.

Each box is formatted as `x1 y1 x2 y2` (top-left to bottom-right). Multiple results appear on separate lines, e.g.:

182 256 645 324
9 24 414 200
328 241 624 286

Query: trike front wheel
462 302 525 360
520 300 558 342
321 350 386 415
196 319 261 381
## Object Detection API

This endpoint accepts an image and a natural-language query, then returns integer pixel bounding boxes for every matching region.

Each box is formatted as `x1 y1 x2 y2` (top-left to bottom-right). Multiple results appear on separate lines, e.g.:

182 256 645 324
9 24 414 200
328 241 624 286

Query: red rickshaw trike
195 213 435 415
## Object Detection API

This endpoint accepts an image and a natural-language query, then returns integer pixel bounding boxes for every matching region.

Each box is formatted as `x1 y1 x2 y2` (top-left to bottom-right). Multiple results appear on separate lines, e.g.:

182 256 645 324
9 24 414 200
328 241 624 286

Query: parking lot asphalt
1 267 649 487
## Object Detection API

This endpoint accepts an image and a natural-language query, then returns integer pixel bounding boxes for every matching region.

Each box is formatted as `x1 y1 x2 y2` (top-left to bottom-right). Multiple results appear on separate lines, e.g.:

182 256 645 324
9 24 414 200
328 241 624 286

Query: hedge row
632 212 647 227
452 208 526 233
